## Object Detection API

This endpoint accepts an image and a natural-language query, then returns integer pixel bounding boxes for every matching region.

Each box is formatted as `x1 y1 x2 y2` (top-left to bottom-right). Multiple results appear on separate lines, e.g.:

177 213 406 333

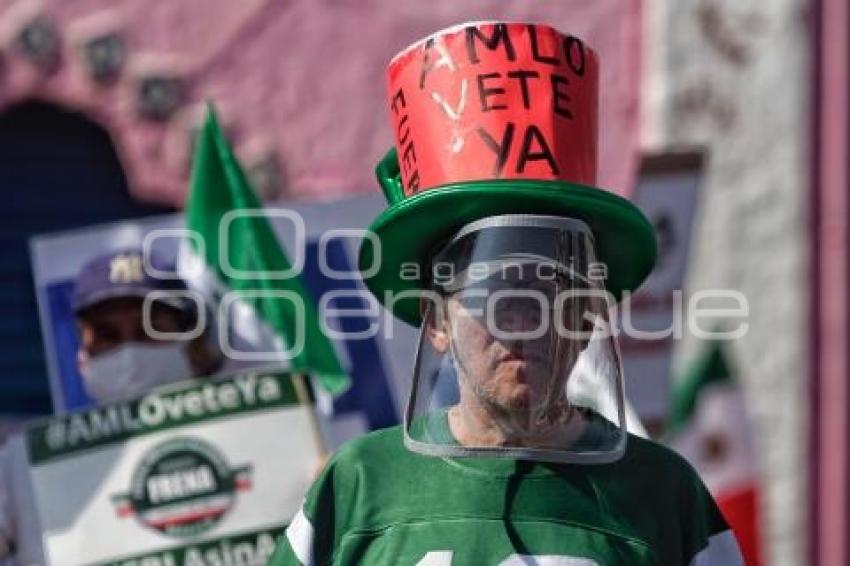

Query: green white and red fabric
667 341 761 566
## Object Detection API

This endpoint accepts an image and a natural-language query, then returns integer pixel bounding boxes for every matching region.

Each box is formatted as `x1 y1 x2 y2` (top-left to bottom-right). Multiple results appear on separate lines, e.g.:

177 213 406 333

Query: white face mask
80 342 194 404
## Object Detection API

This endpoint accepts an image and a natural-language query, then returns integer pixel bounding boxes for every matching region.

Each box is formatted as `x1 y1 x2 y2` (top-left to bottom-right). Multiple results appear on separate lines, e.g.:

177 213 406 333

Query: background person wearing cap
72 248 222 404
272 23 744 565
0 248 221 564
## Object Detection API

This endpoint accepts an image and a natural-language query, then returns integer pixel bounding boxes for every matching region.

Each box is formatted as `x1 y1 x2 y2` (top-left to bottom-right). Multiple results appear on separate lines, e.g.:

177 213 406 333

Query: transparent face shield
406 215 628 464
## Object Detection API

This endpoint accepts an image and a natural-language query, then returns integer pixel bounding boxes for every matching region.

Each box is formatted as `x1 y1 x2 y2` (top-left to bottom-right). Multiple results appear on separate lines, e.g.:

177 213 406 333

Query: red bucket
386 22 600 197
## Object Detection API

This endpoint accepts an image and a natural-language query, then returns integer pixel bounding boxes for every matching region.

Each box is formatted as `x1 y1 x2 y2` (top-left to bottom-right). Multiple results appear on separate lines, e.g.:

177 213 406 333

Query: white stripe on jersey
286 506 315 566
689 530 744 566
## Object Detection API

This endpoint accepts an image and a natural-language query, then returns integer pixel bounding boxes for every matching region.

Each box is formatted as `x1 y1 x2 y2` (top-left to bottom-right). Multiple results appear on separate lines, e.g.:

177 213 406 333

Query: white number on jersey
416 551 599 565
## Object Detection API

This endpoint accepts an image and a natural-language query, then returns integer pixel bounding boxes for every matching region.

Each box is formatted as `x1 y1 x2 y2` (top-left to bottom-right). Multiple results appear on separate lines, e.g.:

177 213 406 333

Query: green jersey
270 419 741 565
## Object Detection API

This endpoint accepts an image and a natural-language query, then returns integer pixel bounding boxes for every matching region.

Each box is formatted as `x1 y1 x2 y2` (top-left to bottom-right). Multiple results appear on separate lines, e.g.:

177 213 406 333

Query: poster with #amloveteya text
24 372 320 566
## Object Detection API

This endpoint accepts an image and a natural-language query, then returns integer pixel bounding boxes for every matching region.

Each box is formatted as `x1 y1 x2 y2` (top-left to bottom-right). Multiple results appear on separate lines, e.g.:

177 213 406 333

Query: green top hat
359 22 656 325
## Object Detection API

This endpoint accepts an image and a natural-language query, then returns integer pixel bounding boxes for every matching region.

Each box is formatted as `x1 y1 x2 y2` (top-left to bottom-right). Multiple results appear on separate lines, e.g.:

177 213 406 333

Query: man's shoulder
305 425 435 527
337 423 404 454
621 432 701 480
323 424 420 480
619 435 738 562
612 432 723 524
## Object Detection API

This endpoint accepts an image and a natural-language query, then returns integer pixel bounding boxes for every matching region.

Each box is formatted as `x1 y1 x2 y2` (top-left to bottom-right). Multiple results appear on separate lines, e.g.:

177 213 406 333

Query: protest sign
24 372 319 566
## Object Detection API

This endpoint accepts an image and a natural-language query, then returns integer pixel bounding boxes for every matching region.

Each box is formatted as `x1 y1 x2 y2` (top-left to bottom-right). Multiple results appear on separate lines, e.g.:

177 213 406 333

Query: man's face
77 297 183 358
429 269 589 421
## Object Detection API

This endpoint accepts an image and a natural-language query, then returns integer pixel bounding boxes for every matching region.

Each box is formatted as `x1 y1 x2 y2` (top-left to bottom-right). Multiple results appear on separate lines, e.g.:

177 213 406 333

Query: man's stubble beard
451 335 581 444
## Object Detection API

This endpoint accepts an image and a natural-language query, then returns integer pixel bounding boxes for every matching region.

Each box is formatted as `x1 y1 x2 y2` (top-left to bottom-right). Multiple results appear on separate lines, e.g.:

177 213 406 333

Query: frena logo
111 436 252 538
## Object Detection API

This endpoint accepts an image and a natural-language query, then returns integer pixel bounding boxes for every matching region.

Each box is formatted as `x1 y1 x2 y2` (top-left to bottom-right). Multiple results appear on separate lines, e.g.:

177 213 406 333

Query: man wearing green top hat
272 22 743 565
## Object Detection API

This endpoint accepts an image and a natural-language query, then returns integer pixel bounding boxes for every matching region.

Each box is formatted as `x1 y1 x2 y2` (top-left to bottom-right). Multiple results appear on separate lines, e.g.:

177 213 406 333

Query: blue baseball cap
72 248 191 316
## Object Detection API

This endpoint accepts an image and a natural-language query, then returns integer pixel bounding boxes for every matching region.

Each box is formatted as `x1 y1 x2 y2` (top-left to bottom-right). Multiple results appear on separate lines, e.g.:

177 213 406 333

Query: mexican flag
666 340 762 566
179 104 350 396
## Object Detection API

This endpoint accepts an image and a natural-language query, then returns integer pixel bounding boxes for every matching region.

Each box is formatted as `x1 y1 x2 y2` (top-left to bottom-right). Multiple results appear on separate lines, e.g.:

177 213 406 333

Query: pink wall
811 0 849 563
0 0 641 206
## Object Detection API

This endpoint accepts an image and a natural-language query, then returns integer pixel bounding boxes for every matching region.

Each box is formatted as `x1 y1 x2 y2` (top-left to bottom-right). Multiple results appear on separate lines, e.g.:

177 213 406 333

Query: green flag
665 339 732 437
183 104 350 395
664 341 763 566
